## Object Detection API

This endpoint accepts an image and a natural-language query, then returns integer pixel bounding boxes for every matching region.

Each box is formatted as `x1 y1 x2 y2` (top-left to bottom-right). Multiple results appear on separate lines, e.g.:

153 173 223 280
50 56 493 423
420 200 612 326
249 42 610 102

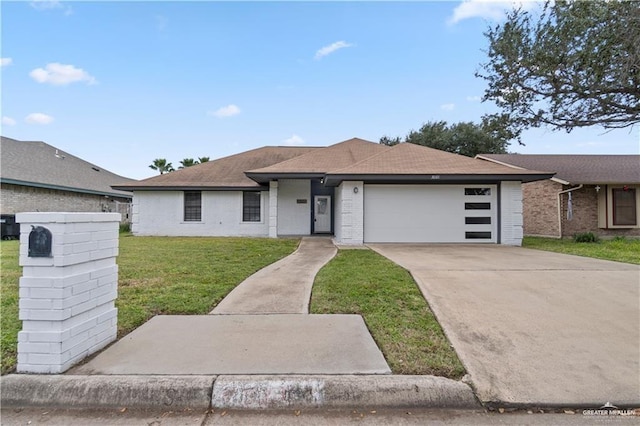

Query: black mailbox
28 226 52 258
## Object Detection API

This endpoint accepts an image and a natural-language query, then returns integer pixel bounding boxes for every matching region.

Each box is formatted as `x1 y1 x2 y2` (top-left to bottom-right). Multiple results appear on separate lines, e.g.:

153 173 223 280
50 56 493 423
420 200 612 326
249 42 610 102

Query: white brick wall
333 181 364 245
16 212 120 373
500 182 524 246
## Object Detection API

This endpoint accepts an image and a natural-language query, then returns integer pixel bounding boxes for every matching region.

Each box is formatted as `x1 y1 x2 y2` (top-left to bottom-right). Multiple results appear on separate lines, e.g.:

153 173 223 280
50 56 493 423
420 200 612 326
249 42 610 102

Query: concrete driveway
369 244 640 407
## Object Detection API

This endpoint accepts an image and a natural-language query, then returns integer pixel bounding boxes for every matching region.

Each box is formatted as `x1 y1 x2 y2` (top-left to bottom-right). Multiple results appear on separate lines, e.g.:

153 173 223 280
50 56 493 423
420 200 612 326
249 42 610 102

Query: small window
243 191 261 222
465 217 491 225
465 188 491 196
184 191 202 222
613 188 637 226
465 231 492 239
465 202 491 210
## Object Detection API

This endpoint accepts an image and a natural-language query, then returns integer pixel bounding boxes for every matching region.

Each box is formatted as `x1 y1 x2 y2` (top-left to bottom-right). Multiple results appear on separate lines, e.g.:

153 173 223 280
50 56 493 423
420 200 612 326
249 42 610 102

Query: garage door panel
364 184 496 243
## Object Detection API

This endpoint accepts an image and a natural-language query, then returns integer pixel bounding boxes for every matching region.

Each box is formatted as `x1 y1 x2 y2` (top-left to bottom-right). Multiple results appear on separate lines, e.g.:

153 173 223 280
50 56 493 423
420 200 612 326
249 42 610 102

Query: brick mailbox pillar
16 213 121 373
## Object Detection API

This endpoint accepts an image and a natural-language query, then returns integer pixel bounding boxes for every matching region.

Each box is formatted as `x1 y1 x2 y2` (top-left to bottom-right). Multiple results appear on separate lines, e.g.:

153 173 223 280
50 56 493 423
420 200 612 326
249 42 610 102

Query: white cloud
314 41 353 60
2 116 17 126
30 0 73 15
440 103 456 111
1 58 13 67
466 95 482 102
208 104 241 118
448 0 538 25
25 113 54 125
30 63 96 86
283 134 305 146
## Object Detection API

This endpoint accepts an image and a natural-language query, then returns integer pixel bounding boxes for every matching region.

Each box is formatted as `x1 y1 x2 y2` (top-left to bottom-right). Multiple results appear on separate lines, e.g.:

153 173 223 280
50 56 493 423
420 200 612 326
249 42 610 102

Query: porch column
269 181 278 238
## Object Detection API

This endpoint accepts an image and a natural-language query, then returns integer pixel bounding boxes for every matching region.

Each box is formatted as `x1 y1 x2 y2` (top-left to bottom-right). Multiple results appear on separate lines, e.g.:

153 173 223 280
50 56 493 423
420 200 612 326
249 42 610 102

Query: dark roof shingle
478 154 640 184
1 136 135 197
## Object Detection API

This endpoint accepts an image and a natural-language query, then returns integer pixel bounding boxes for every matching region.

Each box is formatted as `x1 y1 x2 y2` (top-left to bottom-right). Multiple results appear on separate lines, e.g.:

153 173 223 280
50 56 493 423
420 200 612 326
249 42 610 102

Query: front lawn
310 249 465 378
0 236 299 375
523 236 640 265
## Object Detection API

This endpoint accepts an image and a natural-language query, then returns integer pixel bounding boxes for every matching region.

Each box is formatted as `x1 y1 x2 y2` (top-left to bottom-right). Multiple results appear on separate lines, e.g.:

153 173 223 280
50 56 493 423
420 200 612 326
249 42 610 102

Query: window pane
243 192 261 222
465 202 491 210
184 191 201 222
613 188 637 226
465 217 491 225
465 188 491 196
465 231 492 239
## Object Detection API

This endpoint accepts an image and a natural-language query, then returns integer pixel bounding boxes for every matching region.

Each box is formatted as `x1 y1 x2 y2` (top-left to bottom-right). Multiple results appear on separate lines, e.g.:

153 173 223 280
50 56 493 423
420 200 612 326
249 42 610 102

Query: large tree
149 158 174 174
477 1 640 141
380 120 510 157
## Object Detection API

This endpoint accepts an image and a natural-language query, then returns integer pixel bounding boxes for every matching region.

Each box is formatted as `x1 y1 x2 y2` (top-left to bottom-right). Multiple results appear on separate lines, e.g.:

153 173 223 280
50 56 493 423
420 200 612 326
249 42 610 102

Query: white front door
314 195 331 233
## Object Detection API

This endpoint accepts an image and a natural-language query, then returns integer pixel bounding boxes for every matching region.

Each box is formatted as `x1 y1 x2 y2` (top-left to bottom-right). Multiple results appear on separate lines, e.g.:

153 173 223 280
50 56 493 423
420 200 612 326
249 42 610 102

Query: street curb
211 375 481 409
0 375 215 409
1 374 480 410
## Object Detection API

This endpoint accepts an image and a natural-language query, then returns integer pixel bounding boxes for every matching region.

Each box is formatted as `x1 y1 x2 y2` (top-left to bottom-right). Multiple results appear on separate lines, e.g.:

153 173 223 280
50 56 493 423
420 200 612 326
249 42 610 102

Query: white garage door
364 184 497 243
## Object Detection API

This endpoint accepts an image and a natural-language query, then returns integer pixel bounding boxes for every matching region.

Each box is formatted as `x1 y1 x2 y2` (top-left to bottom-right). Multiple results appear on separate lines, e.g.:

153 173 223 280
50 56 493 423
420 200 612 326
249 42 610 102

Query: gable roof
113 138 555 191
114 145 318 190
1 136 135 198
246 138 389 182
323 143 553 185
477 154 640 185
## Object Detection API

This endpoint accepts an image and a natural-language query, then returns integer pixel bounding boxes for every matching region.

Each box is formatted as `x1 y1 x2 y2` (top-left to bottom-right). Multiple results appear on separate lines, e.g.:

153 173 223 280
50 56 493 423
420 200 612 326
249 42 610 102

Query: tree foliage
198 157 210 163
380 120 510 157
179 158 198 169
149 158 174 174
477 0 640 141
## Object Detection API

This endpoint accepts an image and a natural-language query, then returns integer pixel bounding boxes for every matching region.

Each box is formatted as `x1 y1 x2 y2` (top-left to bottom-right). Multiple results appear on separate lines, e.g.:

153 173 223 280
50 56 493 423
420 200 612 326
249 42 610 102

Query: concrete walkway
370 244 640 407
71 237 393 376
212 237 337 314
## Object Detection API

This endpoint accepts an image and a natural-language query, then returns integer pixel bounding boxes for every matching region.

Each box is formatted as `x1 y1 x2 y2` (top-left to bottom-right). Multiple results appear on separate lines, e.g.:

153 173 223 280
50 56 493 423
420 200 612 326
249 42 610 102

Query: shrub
119 222 131 233
573 232 599 243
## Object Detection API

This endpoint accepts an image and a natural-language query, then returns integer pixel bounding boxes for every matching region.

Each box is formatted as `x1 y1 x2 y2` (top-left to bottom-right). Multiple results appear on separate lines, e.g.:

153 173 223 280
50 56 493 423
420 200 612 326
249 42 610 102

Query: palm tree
179 158 198 169
149 158 174 174
198 156 210 163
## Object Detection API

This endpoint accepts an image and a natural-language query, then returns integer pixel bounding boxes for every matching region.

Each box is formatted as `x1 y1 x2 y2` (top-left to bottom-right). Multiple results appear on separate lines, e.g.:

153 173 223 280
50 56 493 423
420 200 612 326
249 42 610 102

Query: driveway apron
369 244 640 406
211 237 338 314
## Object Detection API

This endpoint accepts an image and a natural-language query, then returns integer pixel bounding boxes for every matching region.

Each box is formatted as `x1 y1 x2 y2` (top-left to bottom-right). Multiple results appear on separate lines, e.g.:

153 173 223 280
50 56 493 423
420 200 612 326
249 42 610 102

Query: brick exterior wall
523 181 640 238
522 179 562 237
1 183 131 223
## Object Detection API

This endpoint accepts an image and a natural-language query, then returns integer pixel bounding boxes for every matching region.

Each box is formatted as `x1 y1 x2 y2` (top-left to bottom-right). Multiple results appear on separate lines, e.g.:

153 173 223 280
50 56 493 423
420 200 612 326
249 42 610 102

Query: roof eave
244 172 326 184
323 173 555 186
111 184 269 191
2 178 133 198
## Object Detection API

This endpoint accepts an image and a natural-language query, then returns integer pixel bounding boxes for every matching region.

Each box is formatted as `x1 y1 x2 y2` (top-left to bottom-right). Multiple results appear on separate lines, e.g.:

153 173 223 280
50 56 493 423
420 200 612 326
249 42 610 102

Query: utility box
1 214 20 240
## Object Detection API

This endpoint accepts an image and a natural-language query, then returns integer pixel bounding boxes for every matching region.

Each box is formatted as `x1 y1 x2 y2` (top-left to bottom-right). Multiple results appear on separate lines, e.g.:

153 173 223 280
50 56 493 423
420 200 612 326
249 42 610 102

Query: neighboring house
1 136 135 224
477 154 640 238
114 138 552 245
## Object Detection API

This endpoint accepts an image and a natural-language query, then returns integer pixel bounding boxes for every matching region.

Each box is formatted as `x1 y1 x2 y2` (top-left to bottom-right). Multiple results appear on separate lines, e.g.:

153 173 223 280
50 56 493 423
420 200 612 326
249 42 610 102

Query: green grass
310 249 465 378
1 240 20 376
0 236 298 375
523 236 640 265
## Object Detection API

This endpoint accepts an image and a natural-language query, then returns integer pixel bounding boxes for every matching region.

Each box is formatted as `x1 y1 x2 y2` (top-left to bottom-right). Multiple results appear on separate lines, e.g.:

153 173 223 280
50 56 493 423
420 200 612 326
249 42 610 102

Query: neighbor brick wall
522 179 562 237
1 183 131 222
525 182 640 239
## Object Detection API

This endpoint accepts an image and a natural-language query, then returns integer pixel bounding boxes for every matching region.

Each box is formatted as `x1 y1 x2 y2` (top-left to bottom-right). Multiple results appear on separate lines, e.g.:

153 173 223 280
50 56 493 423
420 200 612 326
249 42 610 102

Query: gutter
556 184 583 239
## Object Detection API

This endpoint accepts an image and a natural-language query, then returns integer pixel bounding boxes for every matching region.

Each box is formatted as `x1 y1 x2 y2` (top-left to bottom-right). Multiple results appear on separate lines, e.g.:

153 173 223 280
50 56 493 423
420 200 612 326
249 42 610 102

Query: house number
431 175 440 180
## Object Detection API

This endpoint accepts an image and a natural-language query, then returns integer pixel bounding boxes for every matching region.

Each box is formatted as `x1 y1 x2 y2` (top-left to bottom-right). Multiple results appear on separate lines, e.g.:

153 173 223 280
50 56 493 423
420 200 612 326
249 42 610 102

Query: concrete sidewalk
70 314 391 375
212 237 337 314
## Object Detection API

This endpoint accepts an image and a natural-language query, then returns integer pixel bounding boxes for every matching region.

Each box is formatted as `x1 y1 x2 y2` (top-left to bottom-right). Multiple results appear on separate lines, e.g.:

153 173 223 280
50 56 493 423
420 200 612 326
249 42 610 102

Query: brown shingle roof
1 136 135 197
326 142 553 179
114 146 318 190
247 138 389 176
478 154 640 184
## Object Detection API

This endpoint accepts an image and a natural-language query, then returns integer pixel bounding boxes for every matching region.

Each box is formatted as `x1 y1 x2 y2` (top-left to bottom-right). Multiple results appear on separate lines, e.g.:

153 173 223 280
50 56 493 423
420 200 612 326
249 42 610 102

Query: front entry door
314 195 331 233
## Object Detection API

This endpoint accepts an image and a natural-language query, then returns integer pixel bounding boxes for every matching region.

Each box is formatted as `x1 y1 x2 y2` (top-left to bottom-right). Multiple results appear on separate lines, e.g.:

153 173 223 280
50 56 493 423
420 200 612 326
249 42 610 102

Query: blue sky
2 1 638 179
